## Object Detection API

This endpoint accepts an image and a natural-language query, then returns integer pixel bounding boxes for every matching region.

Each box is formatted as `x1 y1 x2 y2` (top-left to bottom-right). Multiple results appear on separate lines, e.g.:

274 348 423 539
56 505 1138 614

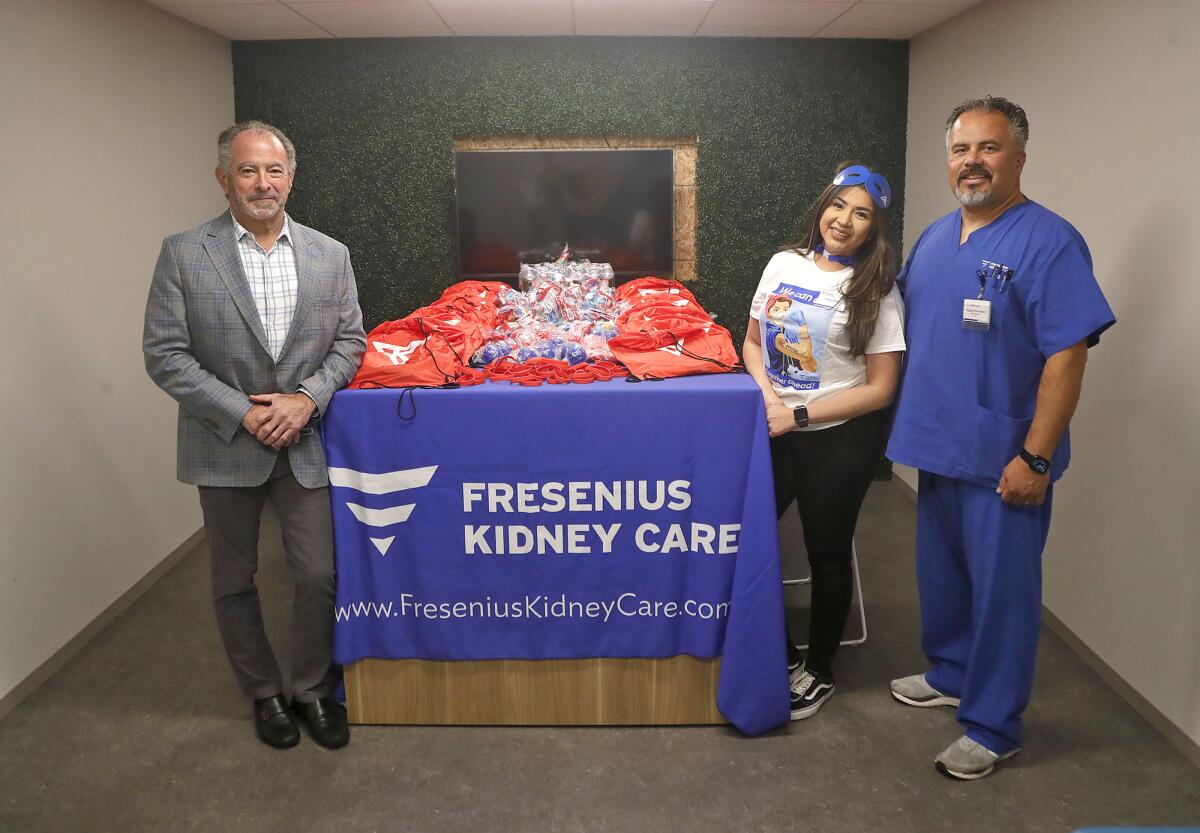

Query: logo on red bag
373 339 427 366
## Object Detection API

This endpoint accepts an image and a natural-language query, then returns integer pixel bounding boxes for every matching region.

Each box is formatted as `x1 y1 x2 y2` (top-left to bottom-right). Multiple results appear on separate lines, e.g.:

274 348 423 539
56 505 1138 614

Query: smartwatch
793 405 809 429
1019 447 1051 475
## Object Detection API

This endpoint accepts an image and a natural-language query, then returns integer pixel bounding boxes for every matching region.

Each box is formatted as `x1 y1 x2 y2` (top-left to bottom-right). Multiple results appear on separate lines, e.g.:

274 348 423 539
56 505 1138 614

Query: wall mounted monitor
455 148 674 281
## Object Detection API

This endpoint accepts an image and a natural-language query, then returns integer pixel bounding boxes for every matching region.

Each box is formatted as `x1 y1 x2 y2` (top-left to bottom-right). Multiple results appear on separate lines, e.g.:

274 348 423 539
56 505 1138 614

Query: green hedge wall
232 37 908 341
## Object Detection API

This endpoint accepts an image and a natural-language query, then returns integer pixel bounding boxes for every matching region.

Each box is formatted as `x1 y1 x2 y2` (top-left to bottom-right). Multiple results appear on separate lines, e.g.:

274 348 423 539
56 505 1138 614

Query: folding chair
782 540 867 648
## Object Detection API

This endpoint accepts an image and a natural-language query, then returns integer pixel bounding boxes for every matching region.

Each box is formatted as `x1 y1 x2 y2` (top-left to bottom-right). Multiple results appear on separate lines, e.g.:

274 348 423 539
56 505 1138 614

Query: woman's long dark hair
782 160 899 357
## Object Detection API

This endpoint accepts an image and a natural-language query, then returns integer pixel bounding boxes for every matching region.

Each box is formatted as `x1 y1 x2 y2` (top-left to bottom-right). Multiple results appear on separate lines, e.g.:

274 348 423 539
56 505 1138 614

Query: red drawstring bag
438 280 509 309
608 321 739 381
617 277 700 307
616 298 713 335
437 281 508 330
349 318 464 388
403 301 487 360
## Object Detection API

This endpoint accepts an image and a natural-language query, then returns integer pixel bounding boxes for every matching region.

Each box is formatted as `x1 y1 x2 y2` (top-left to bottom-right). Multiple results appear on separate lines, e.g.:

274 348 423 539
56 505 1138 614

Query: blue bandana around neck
814 244 856 267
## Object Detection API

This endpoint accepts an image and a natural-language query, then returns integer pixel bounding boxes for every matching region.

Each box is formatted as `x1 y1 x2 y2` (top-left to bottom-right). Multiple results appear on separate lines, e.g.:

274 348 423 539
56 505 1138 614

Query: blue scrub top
887 200 1115 487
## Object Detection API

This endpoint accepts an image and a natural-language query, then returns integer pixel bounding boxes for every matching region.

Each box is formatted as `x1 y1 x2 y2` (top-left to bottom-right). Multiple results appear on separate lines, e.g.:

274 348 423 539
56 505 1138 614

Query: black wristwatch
793 405 809 429
1019 447 1051 475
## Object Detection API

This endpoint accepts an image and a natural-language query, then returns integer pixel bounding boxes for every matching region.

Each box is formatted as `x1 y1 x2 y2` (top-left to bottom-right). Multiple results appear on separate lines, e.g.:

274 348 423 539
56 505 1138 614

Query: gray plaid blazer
143 212 366 488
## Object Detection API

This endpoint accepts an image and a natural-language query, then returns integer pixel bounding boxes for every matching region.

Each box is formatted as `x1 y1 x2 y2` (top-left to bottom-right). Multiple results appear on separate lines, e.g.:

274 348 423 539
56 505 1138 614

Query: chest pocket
978 258 1025 331
959 265 1015 334
981 282 1014 330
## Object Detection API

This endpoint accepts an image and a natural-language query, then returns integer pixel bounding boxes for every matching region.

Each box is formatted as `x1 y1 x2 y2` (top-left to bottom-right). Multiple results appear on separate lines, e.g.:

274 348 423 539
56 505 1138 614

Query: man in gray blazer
144 121 366 749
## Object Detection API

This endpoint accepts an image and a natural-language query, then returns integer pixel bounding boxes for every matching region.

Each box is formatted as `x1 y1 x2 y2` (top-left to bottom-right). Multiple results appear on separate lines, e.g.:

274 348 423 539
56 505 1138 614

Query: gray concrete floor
2 480 1198 833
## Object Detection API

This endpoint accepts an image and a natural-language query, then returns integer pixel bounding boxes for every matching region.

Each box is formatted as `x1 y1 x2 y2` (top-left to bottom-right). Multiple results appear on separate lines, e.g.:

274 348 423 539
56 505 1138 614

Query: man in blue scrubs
886 97 1115 780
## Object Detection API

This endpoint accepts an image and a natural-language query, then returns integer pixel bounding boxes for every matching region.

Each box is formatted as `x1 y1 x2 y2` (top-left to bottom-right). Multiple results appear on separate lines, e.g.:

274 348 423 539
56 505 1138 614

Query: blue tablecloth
322 374 789 735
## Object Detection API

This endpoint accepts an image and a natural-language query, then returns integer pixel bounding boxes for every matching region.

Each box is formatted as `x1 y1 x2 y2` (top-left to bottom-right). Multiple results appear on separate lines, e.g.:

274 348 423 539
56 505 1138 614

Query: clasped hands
241 392 316 450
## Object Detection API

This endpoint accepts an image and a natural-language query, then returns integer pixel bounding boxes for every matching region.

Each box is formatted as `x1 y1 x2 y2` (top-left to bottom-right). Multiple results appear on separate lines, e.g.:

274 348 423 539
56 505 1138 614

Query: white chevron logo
328 465 438 556
345 503 415 526
373 339 427 366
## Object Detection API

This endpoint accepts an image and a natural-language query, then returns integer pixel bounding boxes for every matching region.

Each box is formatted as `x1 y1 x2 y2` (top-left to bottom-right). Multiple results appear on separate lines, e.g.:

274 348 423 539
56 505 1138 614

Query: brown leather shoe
292 697 350 749
253 694 300 749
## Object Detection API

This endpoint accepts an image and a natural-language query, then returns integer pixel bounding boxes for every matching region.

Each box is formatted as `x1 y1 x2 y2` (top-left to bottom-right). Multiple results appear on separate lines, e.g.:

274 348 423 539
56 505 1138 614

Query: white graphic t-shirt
749 250 906 430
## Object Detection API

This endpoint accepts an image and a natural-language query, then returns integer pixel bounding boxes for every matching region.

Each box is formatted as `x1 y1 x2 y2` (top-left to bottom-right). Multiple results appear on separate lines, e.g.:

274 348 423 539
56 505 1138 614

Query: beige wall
0 0 232 702
904 0 1200 745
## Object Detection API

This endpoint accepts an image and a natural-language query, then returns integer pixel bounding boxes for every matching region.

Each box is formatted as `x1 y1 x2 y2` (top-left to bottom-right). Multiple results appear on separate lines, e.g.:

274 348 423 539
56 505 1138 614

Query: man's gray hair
217 121 297 174
944 96 1029 148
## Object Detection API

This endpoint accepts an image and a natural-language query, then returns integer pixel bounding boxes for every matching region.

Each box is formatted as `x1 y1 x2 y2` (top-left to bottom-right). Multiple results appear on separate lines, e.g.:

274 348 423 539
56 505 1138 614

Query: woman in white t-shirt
743 162 906 721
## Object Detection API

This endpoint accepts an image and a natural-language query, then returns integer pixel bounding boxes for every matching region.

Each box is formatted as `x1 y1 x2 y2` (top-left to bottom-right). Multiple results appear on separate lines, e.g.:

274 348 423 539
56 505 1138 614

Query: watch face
1021 449 1050 474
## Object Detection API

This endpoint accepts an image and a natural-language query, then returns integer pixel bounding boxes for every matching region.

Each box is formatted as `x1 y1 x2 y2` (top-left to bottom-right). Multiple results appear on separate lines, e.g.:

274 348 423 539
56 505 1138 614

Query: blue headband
832 165 893 209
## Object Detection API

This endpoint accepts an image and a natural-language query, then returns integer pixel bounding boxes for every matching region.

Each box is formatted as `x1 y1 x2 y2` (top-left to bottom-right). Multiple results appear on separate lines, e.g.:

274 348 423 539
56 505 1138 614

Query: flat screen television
455 149 674 281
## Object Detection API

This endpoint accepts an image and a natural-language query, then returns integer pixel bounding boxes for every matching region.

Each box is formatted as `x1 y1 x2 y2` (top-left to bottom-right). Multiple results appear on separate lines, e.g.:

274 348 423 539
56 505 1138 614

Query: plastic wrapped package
449 259 636 377
505 324 542 347
591 320 619 341
563 343 589 365
579 333 615 362
496 286 532 324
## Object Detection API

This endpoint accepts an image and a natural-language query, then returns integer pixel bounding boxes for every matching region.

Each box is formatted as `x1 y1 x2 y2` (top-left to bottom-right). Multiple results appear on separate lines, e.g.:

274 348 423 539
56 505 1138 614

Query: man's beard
233 191 285 220
954 185 993 207
954 166 993 207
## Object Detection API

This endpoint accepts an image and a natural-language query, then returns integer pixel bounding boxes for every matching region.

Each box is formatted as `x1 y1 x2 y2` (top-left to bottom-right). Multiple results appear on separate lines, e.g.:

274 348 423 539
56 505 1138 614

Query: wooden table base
345 656 727 726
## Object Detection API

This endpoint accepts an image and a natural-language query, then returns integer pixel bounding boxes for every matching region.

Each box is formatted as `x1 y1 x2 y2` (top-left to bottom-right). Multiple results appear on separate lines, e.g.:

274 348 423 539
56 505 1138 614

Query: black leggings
771 408 887 679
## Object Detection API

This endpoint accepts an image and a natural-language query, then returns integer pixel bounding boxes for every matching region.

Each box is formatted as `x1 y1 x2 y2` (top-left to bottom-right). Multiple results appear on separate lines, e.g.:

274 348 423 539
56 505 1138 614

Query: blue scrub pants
916 471 1053 755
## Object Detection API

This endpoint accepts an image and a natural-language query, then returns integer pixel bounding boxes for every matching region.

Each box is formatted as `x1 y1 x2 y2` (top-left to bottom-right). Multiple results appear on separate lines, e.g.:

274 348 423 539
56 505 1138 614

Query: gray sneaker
890 673 961 708
934 735 1020 780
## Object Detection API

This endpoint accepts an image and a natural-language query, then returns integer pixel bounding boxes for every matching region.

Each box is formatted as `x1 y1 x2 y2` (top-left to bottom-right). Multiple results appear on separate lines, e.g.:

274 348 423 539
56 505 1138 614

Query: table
322 373 789 735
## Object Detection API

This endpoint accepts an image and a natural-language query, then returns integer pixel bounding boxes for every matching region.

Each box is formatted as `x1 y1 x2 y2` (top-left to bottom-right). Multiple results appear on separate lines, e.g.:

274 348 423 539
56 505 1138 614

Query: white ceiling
143 0 983 41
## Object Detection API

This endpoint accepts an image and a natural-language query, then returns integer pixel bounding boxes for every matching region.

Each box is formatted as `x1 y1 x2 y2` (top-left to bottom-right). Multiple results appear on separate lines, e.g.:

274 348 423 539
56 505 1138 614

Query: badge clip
963 269 991 330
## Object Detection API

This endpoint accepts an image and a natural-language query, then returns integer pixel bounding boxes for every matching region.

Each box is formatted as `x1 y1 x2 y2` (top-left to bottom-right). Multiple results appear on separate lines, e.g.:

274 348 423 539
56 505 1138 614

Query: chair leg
840 542 868 647
783 541 868 649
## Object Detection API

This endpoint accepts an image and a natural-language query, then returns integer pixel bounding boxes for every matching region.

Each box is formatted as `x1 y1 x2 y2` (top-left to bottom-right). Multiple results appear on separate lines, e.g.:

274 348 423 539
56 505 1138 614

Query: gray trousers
197 453 336 703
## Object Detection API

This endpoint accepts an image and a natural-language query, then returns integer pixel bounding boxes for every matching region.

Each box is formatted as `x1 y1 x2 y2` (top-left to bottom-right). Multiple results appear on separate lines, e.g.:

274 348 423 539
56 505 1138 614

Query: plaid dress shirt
231 211 297 361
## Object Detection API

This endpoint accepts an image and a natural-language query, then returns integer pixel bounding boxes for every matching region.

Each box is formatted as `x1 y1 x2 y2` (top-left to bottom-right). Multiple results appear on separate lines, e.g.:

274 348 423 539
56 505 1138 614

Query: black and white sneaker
790 670 835 720
787 655 806 691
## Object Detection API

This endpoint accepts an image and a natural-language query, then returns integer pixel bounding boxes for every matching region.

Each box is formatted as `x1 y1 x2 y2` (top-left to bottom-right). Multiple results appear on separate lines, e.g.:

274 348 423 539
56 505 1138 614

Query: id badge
962 298 991 330
813 289 842 310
